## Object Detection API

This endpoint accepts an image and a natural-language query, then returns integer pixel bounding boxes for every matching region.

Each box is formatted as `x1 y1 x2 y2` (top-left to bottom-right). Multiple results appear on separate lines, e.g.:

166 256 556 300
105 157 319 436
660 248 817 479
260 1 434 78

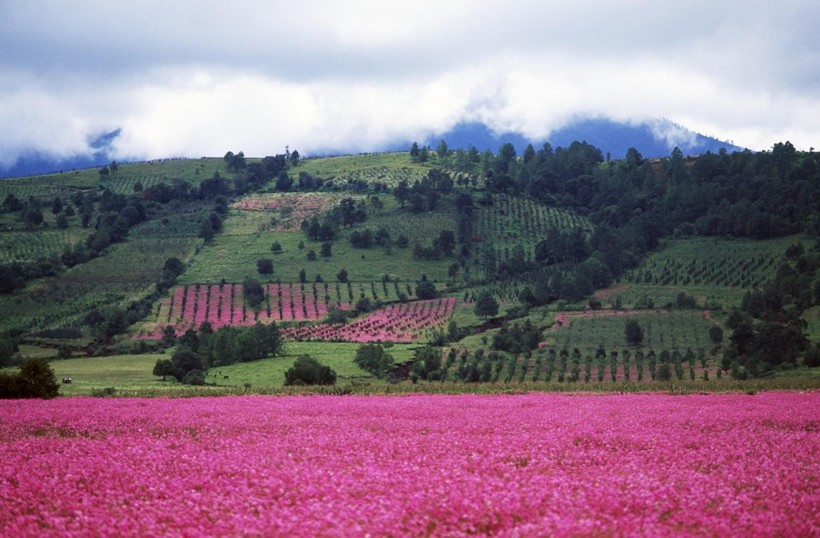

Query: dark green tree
474 291 499 319
152 359 175 381
257 258 274 275
284 355 336 385
354 343 394 378
624 319 644 345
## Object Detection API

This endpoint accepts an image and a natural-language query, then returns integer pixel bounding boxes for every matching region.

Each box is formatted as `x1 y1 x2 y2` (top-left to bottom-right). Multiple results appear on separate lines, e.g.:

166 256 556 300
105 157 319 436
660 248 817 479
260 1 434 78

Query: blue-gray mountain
1 119 743 178
420 118 743 160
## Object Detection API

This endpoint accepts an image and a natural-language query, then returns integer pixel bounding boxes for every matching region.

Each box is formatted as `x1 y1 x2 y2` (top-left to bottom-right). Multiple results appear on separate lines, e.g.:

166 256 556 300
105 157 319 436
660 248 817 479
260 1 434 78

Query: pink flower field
1 392 817 536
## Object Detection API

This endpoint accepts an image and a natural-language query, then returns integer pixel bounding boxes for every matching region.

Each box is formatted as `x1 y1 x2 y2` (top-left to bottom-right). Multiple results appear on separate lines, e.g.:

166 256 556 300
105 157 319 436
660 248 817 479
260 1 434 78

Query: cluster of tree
411 229 456 261
415 275 438 300
0 189 147 294
491 319 542 356
721 242 818 377
0 357 60 399
393 169 453 213
349 227 391 249
154 319 285 384
284 355 336 385
354 343 394 378
2 192 86 229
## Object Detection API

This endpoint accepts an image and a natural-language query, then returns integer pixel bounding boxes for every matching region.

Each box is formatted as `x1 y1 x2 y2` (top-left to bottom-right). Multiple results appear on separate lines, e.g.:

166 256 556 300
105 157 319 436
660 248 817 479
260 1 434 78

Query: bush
284 355 337 386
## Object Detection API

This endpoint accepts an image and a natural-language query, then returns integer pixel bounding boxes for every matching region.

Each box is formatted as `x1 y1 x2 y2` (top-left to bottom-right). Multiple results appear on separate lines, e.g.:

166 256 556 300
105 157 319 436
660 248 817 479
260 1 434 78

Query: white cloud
1 0 818 167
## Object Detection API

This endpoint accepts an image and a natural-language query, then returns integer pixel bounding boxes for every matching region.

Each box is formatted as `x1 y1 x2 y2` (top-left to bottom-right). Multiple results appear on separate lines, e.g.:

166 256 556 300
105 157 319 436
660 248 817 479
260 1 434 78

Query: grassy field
28 348 818 397
33 341 419 396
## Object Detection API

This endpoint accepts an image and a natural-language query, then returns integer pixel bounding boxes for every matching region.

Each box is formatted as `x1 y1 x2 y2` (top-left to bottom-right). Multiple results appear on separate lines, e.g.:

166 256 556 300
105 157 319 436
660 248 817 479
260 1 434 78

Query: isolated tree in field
152 358 175 381
243 277 266 310
337 268 349 282
257 258 274 275
434 230 456 257
624 319 644 345
284 355 336 386
415 279 438 300
320 241 332 257
474 291 499 319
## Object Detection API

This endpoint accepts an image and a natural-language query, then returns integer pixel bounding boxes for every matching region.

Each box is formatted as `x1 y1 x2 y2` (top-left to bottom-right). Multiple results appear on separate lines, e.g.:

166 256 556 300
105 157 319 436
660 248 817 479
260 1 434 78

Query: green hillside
1 144 819 394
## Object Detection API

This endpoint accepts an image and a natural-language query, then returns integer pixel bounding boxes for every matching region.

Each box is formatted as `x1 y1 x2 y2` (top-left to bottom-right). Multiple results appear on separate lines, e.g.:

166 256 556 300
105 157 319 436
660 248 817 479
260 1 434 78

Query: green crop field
295 152 429 189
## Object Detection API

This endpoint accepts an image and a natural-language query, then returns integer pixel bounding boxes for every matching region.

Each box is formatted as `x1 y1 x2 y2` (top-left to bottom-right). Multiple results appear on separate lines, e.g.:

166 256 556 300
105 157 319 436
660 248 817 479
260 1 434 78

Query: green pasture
34 341 419 396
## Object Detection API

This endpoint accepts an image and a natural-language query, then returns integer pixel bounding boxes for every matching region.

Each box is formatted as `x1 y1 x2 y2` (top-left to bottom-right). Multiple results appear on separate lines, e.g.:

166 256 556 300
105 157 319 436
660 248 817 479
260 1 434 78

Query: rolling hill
1 141 818 394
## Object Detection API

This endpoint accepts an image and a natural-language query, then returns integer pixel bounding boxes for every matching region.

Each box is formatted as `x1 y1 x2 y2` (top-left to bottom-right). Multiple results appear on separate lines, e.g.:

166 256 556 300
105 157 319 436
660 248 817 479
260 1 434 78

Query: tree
243 277 266 310
354 343 394 378
709 325 724 345
257 258 274 275
171 349 205 383
337 268 349 282
436 139 449 159
320 241 332 257
284 355 336 385
152 359 175 381
0 357 59 399
434 230 455 257
474 291 499 319
394 180 410 208
415 279 438 300
624 320 644 345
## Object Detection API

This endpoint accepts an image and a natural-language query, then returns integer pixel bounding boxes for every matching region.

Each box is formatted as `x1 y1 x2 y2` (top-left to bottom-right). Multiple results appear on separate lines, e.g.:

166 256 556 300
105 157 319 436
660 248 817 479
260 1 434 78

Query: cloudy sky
1 0 818 168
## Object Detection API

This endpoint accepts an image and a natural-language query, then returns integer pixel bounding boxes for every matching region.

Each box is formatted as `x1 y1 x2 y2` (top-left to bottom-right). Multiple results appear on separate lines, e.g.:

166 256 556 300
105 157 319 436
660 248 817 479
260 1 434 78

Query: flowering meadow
1 392 817 536
284 297 457 343
137 285 456 343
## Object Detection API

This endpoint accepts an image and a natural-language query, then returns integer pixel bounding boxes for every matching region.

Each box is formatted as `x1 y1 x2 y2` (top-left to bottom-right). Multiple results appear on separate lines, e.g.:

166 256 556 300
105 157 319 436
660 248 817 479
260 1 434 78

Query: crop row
148 283 341 335
545 310 714 353
476 193 592 245
0 229 84 263
284 296 457 343
441 344 717 384
623 237 795 289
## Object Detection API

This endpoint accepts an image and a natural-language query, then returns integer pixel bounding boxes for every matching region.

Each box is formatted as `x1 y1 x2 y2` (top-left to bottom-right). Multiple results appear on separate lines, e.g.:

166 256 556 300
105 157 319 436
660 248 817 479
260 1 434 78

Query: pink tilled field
1 392 817 536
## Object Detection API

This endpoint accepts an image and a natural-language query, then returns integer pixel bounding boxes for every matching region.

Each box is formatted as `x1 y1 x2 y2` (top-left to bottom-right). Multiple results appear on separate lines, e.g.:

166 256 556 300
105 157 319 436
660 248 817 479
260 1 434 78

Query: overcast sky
1 0 818 167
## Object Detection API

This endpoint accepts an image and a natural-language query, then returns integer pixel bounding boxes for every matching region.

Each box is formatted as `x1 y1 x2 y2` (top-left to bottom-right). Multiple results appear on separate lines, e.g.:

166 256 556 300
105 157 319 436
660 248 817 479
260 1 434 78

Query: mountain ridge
1 119 744 178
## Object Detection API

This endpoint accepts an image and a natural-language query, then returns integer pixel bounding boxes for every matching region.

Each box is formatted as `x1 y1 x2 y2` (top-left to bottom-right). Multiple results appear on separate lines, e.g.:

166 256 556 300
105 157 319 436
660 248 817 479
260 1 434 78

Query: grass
32 342 420 396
